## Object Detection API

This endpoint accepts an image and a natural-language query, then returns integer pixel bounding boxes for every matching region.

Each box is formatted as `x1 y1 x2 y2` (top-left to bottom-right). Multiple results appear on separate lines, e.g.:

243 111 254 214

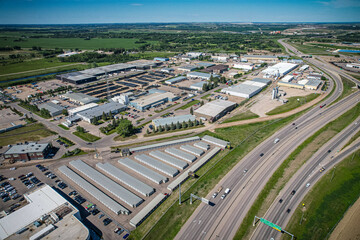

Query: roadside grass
0 37 158 50
223 110 259 123
136 120 152 129
342 130 360 150
175 100 200 111
57 136 74 148
288 43 332 55
266 93 320 115
144 125 204 137
57 124 69 130
111 132 194 150
234 102 360 240
0 123 56 146
214 89 222 93
155 103 180 113
286 150 360 240
135 113 302 240
201 94 211 99
332 76 356 104
113 134 137 142
61 148 87 158
73 131 100 142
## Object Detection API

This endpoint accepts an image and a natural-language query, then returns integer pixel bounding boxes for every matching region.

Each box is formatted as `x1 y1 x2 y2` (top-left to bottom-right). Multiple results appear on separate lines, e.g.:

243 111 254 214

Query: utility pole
179 183 181 205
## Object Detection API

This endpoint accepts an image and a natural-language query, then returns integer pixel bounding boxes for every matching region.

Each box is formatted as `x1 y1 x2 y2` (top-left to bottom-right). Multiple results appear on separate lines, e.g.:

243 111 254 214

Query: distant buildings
4 143 52 162
202 64 229 74
160 68 174 73
165 76 187 85
346 63 360 69
178 65 198 72
211 56 229 62
233 63 254 71
186 72 220 80
61 92 99 105
154 57 169 62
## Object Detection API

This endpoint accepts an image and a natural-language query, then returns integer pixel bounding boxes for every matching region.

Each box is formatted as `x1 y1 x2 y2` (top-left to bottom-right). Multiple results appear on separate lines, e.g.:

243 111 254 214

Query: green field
223 110 259 123
289 42 333 55
0 123 56 146
266 93 320 115
175 100 200 110
286 150 360 240
0 38 158 50
335 76 356 103
73 131 100 142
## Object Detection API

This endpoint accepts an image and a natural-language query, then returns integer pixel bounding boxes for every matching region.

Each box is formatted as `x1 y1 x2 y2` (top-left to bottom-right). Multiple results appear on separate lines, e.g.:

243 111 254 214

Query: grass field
0 123 56 146
288 42 333 55
113 134 137 142
201 94 211 99
175 100 200 110
334 76 356 103
0 38 158 50
134 113 301 240
234 102 360 240
342 130 360 150
266 93 320 115
73 131 100 142
223 110 259 123
57 124 69 130
154 103 179 113
286 150 360 240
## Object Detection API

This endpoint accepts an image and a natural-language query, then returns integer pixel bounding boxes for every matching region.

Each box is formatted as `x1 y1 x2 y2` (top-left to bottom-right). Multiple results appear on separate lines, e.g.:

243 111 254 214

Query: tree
146 129 150 135
200 119 203 125
76 126 85 133
176 121 181 129
200 100 204 106
116 119 135 137
102 112 107 121
171 122 176 130
165 124 170 131
109 111 113 119
188 119 193 127
62 109 68 116
182 121 187 129
190 107 194 115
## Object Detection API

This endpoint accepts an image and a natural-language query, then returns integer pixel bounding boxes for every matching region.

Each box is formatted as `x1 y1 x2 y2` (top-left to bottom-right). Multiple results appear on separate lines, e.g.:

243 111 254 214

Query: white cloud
316 0 360 8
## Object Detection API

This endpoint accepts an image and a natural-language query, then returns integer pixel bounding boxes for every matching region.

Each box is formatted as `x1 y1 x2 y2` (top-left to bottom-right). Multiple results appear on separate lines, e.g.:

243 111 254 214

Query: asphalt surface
175 41 360 240
251 117 360 240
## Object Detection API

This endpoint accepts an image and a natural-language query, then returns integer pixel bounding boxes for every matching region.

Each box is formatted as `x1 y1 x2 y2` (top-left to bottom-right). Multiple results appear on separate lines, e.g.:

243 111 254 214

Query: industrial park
0 5 359 240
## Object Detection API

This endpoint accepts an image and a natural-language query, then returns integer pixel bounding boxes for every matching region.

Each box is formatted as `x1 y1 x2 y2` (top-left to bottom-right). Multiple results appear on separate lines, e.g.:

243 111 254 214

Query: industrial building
202 135 230 149
56 72 97 85
299 65 309 71
308 73 322 80
77 102 126 123
190 81 207 91
118 158 168 184
233 63 254 71
134 154 179 177
346 63 360 69
281 75 294 82
165 148 197 163
194 141 210 150
180 145 204 156
38 102 65 116
196 62 215 68
129 92 179 111
178 65 198 72
305 79 322 90
221 78 271 98
277 81 304 89
61 92 99 105
0 185 89 240
96 163 154 197
186 72 220 80
152 114 195 130
69 160 143 208
164 76 187 85
242 55 278 62
154 57 169 62
160 68 174 73
186 52 203 58
262 63 298 78
68 103 98 116
211 56 229 62
4 143 52 162
203 64 229 74
149 151 188 170
194 100 236 122
59 166 130 215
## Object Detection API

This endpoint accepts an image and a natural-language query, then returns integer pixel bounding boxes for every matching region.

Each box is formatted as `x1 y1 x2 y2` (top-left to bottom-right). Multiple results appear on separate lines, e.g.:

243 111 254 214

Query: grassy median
73 131 100 142
223 110 259 123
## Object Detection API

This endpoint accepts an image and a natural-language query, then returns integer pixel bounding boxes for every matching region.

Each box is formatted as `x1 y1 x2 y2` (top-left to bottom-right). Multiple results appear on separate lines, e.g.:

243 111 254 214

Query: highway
175 41 359 240
251 117 360 240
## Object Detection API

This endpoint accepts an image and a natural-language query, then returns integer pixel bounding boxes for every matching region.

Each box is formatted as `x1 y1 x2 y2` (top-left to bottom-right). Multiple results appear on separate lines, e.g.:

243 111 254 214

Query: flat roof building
203 64 229 74
77 102 126 123
160 68 174 73
38 102 65 116
154 57 169 62
281 75 294 82
202 135 230 149
196 62 215 68
242 55 278 62
61 92 99 105
164 76 187 85
190 81 207 91
194 100 236 122
129 92 179 111
178 65 198 72
277 81 304 89
152 114 195 130
221 78 270 99
305 79 322 90
262 63 298 78
56 72 97 85
233 63 254 71
4 142 52 162
187 72 220 80
68 103 98 116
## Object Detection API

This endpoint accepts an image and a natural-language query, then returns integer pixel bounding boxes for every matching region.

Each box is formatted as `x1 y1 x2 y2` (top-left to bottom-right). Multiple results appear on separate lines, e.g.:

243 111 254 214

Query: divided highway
175 41 359 240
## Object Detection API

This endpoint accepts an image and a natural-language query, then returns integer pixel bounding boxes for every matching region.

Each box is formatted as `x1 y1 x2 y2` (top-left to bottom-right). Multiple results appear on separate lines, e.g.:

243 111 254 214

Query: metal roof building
178 65 198 72
80 68 106 76
69 160 143 208
167 147 221 191
134 155 179 177
129 92 179 111
222 83 262 99
58 165 130 215
164 76 187 85
202 135 229 149
262 63 298 77
130 193 167 228
152 114 195 130
305 79 322 90
118 158 168 184
56 72 97 85
190 81 207 91
38 102 65 116
277 81 304 89
68 103 98 116
165 148 197 163
77 102 126 123
252 78 272 85
129 136 200 153
186 72 220 80
194 100 237 122
196 62 215 68
96 163 155 197
149 151 188 170
194 141 210 150
61 92 99 105
180 145 204 156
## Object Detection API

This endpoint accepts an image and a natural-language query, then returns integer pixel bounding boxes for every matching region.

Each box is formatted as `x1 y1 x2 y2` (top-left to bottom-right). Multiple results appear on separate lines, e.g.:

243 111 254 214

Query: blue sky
0 0 359 24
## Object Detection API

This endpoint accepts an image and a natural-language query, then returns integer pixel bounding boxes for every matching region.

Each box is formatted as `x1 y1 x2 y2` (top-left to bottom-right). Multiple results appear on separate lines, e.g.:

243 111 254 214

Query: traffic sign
260 218 282 231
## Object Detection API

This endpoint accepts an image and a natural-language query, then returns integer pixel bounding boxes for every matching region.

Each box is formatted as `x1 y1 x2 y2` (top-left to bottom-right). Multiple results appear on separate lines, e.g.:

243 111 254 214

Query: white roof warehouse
194 100 236 122
152 114 195 130
77 102 126 123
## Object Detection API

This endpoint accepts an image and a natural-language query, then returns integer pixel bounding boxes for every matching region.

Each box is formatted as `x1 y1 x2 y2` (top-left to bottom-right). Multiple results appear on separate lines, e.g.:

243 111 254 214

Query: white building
233 63 254 71
346 63 360 69
281 75 294 82
187 52 203 58
211 56 229 62
299 65 309 71
261 62 298 78
111 94 130 105
68 103 99 116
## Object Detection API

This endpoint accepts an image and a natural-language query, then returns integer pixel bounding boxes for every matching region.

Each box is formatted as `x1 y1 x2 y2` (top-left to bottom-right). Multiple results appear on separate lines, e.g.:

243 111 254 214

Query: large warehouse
77 102 127 123
61 92 99 105
221 78 271 98
57 72 97 85
186 72 220 80
194 99 236 122
38 102 65 116
164 76 187 85
129 92 179 111
262 62 298 78
152 114 195 130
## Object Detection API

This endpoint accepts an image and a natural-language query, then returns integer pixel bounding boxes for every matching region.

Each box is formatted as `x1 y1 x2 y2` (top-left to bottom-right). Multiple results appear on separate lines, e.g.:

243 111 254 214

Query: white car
221 194 226 200
306 183 311 188
212 192 218 198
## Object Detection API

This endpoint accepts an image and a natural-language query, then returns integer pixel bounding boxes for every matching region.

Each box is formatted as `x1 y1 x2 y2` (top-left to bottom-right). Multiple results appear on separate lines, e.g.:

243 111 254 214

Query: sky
0 0 359 24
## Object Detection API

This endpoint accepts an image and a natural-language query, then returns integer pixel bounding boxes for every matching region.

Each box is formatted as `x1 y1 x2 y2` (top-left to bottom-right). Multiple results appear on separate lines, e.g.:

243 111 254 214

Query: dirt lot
0 108 25 129
329 196 360 240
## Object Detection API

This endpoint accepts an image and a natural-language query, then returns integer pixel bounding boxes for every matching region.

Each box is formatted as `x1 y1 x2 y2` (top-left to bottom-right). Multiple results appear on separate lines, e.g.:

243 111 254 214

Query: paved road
175 40 360 240
251 118 360 240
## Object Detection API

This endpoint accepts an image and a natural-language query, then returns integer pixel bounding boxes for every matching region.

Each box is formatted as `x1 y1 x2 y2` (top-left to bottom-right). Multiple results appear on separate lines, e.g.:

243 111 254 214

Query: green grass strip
73 131 100 142
266 93 319 115
175 100 200 111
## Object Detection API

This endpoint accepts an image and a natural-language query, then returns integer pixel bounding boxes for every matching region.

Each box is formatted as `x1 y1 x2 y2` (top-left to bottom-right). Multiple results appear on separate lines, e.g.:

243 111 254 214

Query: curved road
175 40 359 240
